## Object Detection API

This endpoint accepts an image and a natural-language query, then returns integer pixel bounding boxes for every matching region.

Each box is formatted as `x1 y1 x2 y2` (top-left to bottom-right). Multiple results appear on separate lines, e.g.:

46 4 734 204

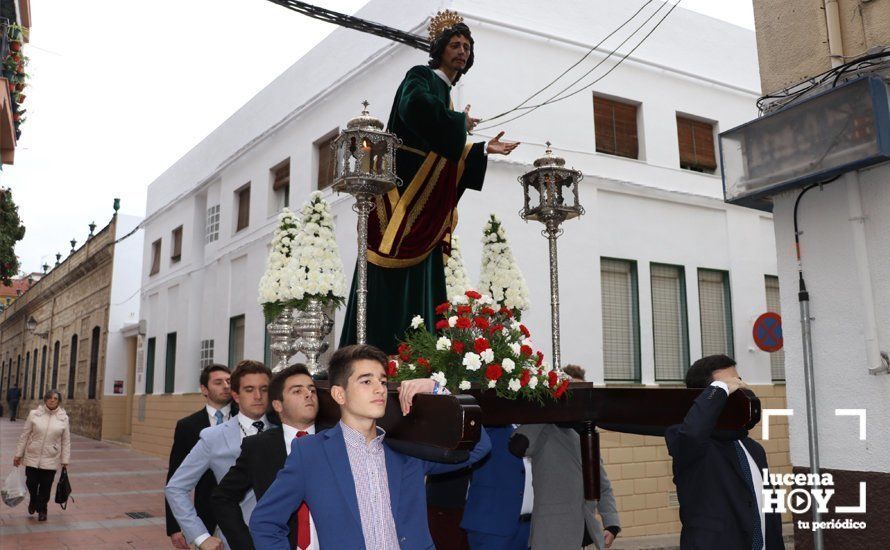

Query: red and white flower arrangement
388 290 570 401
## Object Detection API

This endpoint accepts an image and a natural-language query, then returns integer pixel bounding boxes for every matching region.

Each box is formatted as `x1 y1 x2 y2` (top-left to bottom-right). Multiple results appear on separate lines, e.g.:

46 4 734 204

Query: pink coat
15 405 71 469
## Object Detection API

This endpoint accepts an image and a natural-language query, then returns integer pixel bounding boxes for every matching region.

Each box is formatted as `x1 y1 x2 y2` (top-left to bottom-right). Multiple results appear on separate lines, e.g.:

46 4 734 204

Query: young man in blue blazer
250 344 491 549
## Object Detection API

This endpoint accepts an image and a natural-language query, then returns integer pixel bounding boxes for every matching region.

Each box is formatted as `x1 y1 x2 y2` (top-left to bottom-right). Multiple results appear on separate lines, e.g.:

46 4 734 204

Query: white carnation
508 378 522 392
444 235 473 299
480 348 494 364
528 375 539 389
508 342 521 356
462 353 482 371
436 336 452 351
459 380 471 391
488 380 497 388
282 195 347 304
479 214 530 313
502 358 516 373
431 371 447 388
448 316 458 328
411 315 424 329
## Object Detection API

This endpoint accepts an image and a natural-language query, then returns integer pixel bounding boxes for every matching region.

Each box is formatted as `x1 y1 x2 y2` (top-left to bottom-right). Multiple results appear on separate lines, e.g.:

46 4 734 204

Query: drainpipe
823 0 845 67
845 172 888 375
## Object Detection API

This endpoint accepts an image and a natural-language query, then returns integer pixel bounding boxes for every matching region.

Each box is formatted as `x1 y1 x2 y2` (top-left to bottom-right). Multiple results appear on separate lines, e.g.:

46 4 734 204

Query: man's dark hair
270 364 313 403
685 354 736 388
199 363 230 388
563 364 586 381
230 360 272 393
427 23 474 84
328 345 388 389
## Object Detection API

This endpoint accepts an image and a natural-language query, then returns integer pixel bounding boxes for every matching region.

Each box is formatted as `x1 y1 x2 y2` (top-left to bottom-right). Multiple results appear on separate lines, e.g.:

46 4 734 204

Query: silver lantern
268 307 300 373
331 101 402 344
518 142 584 371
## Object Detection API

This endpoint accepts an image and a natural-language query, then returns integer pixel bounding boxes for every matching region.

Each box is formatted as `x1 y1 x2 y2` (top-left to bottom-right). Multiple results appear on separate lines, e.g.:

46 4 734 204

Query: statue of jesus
340 10 519 354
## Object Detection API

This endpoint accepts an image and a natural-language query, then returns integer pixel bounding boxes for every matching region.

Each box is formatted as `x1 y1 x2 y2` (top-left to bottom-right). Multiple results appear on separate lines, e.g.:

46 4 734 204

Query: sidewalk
0 418 171 549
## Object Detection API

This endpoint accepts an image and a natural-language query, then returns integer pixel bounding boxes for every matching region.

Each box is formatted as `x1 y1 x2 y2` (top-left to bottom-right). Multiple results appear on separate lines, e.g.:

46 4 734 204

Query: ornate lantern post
331 101 401 344
518 142 584 371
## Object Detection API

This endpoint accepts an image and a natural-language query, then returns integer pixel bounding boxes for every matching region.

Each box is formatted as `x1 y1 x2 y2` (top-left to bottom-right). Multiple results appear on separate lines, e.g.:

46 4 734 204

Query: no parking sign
753 312 783 352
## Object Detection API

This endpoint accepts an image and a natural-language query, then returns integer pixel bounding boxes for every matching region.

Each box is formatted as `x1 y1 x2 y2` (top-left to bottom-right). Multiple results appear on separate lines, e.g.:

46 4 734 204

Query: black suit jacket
165 406 236 536
665 386 784 550
211 426 297 550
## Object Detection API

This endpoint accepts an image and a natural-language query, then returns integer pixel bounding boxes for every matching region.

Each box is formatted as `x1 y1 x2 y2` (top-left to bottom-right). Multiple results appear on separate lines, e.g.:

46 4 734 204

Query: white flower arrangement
445 234 473 299
478 214 530 316
286 192 347 307
258 208 301 318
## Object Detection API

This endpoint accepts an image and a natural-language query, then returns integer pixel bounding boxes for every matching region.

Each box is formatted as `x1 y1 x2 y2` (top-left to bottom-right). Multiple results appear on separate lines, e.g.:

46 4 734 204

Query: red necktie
295 430 311 549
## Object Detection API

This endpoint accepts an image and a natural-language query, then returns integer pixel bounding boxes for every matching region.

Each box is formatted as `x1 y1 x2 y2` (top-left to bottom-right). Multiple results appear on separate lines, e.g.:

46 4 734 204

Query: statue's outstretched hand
486 131 520 156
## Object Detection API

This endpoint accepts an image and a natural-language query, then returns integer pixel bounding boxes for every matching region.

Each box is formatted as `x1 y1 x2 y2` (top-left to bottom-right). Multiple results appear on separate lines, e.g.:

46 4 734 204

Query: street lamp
331 101 402 344
26 316 48 339
518 142 584 371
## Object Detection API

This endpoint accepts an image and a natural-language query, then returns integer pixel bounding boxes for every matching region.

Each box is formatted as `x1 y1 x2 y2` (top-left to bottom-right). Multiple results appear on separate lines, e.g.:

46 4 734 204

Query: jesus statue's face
441 34 472 78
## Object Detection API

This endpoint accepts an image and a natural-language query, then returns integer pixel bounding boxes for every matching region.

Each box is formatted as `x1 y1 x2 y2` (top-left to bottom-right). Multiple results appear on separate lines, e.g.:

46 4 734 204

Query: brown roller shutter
236 185 251 231
317 135 336 190
677 115 717 172
594 96 639 160
272 161 290 191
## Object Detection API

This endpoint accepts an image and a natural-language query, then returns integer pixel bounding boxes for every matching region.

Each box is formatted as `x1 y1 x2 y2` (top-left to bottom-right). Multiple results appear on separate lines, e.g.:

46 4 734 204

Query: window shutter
594 97 639 159
651 264 689 381
601 258 640 381
677 116 717 172
698 269 733 356
150 240 161 275
237 186 251 231
272 161 290 191
171 226 182 260
317 136 336 190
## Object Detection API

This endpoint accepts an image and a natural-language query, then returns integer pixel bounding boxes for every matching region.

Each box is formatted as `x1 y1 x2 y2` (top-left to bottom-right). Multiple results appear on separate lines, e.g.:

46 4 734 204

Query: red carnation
480 307 496 316
417 358 430 370
435 319 449 330
520 369 531 387
474 317 490 330
489 323 504 335
485 363 503 381
455 317 472 329
466 290 482 300
474 338 491 353
548 370 559 388
435 302 451 315
452 341 465 354
457 305 472 315
398 343 411 362
499 307 514 318
520 345 533 357
387 360 398 377
519 324 530 338
554 379 570 399
535 351 544 367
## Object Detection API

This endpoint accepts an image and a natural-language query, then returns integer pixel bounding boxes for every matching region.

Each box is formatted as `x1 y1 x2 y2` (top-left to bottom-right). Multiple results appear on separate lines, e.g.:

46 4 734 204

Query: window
205 204 220 243
229 315 246 367
171 226 183 263
651 264 690 381
16 355 20 385
145 337 156 394
31 348 37 399
594 96 639 160
52 341 60 389
88 327 100 399
150 239 161 276
68 335 78 399
24 351 30 397
601 258 641 381
698 269 734 356
271 159 290 213
39 345 47 397
165 332 177 393
316 133 337 190
676 115 717 173
200 339 215 368
765 275 785 381
236 184 251 232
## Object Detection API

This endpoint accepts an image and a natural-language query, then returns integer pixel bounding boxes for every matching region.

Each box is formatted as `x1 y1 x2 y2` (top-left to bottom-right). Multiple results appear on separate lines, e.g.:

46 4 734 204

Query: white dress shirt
205 403 232 426
711 381 766 548
513 424 535 515
236 412 269 440
282 424 318 550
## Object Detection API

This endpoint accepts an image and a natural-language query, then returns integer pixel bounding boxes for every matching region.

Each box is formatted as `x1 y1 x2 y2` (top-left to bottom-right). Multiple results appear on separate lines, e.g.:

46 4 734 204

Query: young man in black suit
211 363 318 550
166 364 235 549
666 355 784 550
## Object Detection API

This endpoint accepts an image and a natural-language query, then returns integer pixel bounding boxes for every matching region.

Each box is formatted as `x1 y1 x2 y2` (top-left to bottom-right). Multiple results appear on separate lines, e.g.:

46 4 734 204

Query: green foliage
0 189 26 285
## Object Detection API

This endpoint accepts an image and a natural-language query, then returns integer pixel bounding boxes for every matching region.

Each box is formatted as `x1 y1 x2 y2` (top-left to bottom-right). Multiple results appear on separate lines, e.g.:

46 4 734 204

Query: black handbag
54 467 72 509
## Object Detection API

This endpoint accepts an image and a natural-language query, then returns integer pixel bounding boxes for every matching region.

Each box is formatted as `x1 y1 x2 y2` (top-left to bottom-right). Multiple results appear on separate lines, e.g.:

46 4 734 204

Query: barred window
698 269 734 356
765 275 785 381
601 258 641 381
651 264 689 381
200 339 215 369
205 204 220 243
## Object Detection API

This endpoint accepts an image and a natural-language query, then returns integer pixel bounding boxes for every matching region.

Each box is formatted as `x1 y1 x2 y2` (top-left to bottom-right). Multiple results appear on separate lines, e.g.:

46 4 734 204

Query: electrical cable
792 175 841 295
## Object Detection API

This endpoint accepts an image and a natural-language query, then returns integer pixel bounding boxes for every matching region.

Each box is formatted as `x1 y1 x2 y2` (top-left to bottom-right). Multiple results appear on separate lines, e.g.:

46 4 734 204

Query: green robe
340 65 488 354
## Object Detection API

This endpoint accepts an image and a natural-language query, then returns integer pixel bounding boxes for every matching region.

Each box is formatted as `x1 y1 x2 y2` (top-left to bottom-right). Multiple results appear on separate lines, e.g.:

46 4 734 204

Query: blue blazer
461 426 526 537
249 422 491 549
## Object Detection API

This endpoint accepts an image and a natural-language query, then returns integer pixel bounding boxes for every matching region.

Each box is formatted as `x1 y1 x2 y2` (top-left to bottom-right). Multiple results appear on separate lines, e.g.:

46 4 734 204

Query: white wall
138 0 778 393
103 213 143 395
771 163 890 473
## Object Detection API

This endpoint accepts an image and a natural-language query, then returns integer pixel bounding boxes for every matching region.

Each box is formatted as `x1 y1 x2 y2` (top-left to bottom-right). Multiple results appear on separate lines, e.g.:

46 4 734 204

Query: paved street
0 418 170 549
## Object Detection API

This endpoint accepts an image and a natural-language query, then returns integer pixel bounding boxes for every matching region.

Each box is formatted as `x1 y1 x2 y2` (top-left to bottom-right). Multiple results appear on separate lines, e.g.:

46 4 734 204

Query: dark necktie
735 441 764 550
252 421 265 434
295 430 311 549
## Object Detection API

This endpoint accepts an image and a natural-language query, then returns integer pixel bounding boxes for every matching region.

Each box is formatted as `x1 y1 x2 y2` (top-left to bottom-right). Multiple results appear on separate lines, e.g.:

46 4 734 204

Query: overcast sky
2 0 755 275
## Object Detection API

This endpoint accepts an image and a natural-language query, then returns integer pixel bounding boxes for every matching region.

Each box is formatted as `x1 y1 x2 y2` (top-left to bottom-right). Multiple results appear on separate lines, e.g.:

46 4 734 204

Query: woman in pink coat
13 389 71 521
